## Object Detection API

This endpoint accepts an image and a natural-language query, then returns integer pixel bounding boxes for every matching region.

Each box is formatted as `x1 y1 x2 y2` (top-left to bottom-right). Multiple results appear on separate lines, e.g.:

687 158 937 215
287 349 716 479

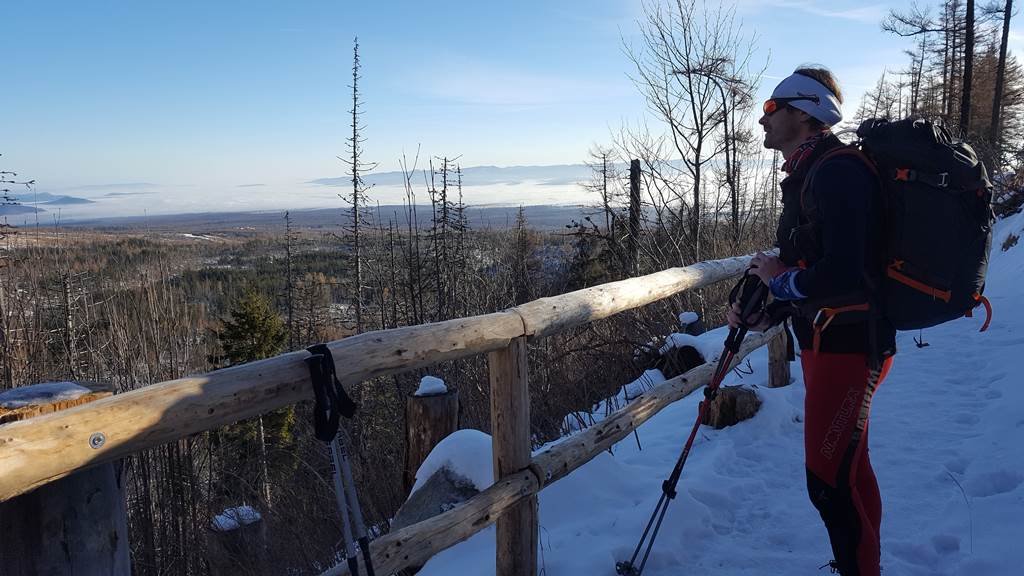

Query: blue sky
3 0 1021 218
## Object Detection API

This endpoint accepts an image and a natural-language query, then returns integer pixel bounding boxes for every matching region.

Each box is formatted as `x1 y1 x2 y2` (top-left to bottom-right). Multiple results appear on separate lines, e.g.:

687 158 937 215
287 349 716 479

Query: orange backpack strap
965 293 993 332
811 303 871 352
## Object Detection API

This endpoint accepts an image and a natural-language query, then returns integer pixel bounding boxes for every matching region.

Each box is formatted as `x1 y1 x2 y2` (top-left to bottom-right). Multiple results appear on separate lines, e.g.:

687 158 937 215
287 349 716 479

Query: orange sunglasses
763 95 820 115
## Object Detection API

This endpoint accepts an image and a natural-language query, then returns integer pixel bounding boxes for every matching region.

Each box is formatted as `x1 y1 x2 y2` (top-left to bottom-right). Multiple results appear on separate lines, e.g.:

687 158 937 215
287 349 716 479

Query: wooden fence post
767 330 791 388
487 336 537 576
627 159 641 275
404 388 459 494
0 382 129 575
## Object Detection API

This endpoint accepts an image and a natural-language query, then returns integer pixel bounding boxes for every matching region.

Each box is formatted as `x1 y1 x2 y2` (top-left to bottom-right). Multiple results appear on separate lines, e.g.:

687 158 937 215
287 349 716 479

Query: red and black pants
801 350 894 576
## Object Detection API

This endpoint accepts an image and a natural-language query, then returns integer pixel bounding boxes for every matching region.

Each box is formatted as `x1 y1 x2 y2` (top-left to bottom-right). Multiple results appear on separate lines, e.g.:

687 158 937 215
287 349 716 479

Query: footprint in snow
687 488 735 536
944 457 970 475
952 413 981 426
966 469 1024 498
930 533 960 555
887 540 940 570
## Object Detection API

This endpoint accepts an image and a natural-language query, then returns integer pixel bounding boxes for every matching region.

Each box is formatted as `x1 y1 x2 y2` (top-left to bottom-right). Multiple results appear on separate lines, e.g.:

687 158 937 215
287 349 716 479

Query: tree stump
0 381 130 576
206 506 267 575
404 389 459 494
702 385 761 429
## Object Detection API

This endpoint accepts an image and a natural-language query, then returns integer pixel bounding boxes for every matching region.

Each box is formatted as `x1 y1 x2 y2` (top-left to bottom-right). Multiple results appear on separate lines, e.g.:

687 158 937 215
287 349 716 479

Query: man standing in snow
727 66 896 576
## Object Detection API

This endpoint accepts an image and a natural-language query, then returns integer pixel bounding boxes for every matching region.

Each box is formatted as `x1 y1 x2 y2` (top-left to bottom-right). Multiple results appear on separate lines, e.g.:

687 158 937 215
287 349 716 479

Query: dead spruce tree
339 37 376 334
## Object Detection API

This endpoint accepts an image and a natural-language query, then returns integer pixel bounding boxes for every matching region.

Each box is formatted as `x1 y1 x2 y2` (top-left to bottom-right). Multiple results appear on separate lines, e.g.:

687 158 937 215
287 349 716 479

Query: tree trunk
942 3 951 117
990 0 1013 152
257 415 271 508
960 0 975 134
628 160 642 276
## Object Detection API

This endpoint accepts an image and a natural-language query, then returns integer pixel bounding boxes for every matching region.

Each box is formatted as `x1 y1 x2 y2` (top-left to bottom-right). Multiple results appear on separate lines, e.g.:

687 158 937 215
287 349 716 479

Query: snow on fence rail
0 253 777 576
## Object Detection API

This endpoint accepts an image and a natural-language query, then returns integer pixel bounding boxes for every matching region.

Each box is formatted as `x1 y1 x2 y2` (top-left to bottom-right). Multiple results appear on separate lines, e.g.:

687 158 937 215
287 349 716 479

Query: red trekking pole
616 271 769 576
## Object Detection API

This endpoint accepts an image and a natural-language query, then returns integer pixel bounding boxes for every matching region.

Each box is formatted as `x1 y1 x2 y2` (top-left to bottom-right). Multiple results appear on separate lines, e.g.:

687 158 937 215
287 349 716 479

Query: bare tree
583 145 622 235
339 37 377 334
0 156 31 389
283 211 296 349
623 0 759 263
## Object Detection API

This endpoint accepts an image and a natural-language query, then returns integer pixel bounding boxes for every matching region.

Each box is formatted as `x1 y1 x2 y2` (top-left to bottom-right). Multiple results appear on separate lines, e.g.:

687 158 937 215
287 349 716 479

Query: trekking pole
329 434 361 576
615 271 768 576
335 430 376 576
305 345 366 575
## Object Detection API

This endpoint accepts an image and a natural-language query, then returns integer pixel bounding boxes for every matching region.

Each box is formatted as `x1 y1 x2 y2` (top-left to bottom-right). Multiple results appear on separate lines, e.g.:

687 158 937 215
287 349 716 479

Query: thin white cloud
737 0 886 23
405 56 633 108
70 182 160 191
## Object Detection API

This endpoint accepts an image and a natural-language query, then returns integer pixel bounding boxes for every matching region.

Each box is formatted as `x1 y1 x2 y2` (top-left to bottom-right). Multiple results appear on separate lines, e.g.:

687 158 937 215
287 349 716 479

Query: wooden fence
0 253 789 575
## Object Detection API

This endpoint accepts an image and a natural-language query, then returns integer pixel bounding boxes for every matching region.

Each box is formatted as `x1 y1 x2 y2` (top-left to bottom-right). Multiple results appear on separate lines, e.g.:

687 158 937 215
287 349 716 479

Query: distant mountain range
59 204 607 232
310 163 602 189
0 204 45 216
2 191 95 207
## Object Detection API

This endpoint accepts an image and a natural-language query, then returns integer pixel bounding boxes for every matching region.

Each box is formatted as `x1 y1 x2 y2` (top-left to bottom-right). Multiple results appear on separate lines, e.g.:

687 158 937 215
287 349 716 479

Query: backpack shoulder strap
799 145 879 214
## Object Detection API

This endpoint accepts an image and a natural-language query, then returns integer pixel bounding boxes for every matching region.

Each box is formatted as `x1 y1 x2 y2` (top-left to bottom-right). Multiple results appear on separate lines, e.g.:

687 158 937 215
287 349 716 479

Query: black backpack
849 117 995 331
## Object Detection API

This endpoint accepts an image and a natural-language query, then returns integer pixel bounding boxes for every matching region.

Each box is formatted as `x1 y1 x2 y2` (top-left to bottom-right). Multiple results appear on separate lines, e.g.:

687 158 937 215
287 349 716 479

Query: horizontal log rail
514 255 749 338
323 325 783 576
0 254 755 502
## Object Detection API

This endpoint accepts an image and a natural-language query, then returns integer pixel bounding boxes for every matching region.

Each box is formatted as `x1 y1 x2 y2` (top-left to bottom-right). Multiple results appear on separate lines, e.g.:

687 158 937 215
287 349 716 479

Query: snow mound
660 331 718 363
0 382 91 409
411 429 493 495
415 375 447 397
622 368 666 401
210 505 262 532
678 311 699 327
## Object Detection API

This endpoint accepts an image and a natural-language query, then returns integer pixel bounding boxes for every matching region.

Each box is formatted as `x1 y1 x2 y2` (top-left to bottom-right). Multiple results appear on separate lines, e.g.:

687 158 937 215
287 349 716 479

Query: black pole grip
728 270 769 340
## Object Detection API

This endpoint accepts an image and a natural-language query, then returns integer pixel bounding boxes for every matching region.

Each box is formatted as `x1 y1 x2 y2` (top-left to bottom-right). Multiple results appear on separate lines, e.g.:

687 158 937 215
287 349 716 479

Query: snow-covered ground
416 209 1024 576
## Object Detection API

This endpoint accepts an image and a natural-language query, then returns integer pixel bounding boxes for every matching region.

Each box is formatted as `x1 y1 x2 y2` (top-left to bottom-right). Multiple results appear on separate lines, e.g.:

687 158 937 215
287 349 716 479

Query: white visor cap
770 73 842 126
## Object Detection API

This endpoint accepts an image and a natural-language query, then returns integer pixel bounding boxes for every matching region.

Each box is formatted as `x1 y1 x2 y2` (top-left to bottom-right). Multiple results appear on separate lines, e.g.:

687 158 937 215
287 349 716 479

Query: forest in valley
2 0 1024 574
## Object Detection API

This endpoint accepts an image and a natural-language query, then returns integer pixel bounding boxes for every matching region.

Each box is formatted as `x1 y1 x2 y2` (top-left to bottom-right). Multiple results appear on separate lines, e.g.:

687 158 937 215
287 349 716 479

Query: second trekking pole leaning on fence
616 270 769 576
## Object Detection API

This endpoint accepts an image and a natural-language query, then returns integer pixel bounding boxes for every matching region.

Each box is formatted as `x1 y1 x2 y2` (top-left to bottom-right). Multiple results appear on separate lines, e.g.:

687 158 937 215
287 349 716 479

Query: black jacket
774 133 896 356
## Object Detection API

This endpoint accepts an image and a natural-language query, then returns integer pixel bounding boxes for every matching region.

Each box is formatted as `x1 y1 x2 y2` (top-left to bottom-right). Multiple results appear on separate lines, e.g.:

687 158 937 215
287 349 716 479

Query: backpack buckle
936 172 949 187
